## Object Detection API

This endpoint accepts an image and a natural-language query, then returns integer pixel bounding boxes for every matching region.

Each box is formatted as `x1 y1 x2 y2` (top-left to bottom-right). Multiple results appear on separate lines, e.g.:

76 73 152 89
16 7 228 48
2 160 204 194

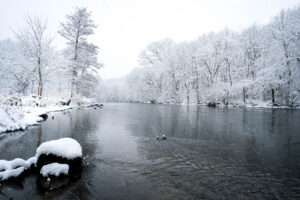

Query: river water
0 103 300 199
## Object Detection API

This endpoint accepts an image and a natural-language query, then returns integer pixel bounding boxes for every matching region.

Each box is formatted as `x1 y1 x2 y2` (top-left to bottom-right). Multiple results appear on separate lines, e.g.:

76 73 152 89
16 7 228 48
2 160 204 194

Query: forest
0 7 101 100
100 6 300 107
0 7 102 133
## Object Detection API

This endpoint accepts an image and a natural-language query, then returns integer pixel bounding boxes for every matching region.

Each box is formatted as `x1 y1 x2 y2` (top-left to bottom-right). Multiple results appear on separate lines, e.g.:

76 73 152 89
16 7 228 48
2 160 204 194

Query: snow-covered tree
102 6 300 107
59 7 101 99
0 39 31 94
14 15 54 96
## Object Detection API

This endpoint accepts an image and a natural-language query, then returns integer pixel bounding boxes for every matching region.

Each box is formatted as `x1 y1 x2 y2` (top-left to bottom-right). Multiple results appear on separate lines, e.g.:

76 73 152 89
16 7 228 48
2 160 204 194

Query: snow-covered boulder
0 157 37 181
40 163 69 177
36 138 82 176
0 138 82 182
36 138 82 159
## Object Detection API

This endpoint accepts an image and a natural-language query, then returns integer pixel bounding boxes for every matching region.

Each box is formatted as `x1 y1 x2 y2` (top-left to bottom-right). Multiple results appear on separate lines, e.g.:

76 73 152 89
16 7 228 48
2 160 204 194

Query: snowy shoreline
195 101 300 109
132 101 300 109
1 95 297 134
0 95 100 134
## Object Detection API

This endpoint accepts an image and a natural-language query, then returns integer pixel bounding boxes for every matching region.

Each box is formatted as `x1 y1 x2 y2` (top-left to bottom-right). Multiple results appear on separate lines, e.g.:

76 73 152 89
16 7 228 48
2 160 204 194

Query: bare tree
14 15 54 96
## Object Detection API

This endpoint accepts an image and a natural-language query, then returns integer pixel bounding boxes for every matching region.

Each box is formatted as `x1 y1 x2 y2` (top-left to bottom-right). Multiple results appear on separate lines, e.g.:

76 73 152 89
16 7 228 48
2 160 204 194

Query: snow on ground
0 94 96 133
40 163 69 177
36 138 82 159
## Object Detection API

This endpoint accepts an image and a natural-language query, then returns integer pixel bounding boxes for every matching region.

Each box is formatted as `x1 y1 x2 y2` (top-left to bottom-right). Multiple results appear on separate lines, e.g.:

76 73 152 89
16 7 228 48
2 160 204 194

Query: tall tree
59 7 100 99
14 15 54 96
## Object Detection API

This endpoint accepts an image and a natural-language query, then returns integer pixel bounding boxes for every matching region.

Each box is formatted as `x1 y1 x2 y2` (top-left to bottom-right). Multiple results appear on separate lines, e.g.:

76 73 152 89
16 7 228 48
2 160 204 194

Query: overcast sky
0 0 299 79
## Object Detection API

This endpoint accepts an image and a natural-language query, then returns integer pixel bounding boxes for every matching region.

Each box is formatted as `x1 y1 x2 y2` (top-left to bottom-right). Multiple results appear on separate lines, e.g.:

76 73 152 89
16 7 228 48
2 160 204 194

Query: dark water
0 103 300 200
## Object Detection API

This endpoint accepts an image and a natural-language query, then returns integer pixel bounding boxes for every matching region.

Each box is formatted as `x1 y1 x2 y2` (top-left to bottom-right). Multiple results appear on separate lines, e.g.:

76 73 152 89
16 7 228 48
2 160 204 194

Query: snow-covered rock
36 138 83 176
0 157 36 171
0 138 82 181
36 138 82 160
40 163 69 177
0 167 25 181
0 157 36 181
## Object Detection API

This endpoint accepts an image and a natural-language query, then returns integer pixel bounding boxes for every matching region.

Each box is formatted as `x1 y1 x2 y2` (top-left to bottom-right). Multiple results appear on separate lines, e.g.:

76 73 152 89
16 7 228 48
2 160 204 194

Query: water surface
0 103 300 199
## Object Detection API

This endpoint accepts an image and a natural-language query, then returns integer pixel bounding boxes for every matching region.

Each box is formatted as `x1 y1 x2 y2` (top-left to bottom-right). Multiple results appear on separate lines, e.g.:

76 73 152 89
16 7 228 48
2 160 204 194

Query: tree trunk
243 87 246 103
70 34 79 99
196 85 200 104
185 83 190 104
226 59 233 86
70 66 76 98
37 57 43 96
272 88 275 105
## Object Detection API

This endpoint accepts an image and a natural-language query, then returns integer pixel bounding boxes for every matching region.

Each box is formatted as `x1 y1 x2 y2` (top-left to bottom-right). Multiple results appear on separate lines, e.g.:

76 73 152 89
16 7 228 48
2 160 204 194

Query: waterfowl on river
156 135 167 140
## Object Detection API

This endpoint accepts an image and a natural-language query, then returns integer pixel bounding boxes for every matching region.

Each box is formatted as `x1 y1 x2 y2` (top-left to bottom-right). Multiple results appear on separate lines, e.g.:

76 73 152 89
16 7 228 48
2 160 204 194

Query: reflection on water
0 103 300 199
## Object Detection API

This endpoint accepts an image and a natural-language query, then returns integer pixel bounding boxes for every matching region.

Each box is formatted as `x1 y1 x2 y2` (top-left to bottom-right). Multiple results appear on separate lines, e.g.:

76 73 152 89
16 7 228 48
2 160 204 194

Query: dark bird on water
156 135 167 140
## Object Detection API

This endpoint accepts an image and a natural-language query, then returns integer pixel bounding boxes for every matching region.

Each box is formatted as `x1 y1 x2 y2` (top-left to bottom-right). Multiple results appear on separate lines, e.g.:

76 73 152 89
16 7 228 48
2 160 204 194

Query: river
0 103 300 199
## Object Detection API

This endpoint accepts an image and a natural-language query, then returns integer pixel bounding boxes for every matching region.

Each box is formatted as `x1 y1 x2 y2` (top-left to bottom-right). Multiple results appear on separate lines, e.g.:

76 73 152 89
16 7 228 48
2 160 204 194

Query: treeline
0 7 101 99
102 7 300 107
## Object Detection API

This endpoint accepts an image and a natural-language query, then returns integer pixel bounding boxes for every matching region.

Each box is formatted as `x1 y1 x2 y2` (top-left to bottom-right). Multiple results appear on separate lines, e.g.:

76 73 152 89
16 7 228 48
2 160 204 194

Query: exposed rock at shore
39 113 48 120
36 154 82 177
88 103 104 108
0 137 83 190
207 102 216 107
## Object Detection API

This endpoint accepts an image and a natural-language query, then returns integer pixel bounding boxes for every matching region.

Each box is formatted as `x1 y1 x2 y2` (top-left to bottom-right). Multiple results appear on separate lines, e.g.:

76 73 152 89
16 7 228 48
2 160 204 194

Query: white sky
0 0 299 79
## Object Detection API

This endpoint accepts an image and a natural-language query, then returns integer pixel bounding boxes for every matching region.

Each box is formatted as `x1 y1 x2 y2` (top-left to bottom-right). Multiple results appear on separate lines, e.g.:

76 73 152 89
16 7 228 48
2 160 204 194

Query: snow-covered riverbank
136 99 300 109
0 95 97 133
197 100 300 109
